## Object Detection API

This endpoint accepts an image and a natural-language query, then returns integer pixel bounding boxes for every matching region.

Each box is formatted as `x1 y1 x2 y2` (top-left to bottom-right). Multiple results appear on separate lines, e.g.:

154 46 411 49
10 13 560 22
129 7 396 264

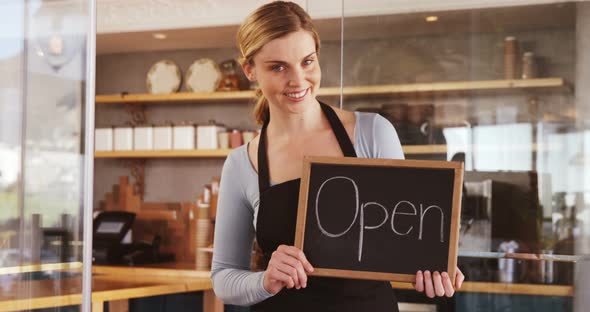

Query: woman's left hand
413 267 464 298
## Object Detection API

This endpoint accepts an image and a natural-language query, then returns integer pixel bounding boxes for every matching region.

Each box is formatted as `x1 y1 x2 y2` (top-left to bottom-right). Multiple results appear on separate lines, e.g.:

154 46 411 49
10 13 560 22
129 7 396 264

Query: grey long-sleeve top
211 111 405 306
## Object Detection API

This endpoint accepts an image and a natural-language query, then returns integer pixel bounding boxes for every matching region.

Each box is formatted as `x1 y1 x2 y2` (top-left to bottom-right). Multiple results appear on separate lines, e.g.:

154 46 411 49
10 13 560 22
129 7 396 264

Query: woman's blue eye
303 59 314 66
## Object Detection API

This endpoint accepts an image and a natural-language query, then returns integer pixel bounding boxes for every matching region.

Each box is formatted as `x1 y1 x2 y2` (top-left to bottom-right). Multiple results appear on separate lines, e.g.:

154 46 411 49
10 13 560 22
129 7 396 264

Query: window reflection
0 0 88 309
341 2 588 307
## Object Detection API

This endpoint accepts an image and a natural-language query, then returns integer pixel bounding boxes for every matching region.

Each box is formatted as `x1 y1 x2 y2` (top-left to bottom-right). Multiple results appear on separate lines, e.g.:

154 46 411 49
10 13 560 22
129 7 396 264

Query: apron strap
319 102 357 158
257 101 357 193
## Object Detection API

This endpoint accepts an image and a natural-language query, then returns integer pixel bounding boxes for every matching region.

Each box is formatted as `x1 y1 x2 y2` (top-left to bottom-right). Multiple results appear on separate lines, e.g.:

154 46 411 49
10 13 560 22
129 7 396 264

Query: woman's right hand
263 245 314 295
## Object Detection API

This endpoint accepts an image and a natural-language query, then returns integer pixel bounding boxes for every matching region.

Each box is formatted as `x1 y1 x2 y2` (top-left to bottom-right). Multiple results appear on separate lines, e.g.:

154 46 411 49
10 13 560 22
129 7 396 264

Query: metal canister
230 129 243 148
504 36 518 79
521 52 537 79
538 249 555 284
498 240 519 283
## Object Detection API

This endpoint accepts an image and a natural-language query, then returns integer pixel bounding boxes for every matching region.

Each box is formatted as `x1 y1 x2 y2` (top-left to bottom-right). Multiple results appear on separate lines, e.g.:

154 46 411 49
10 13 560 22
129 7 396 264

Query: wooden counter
92 263 211 278
0 261 573 312
95 262 574 297
95 262 575 297
0 261 82 275
0 264 220 312
391 281 573 297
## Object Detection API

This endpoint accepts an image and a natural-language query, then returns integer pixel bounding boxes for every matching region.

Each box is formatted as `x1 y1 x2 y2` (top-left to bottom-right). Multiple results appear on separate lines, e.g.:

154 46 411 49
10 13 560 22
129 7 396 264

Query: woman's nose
287 67 306 87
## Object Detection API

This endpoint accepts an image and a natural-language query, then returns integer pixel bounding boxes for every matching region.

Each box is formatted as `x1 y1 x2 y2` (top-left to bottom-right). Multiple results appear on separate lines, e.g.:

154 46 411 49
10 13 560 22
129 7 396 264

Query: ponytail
253 89 270 126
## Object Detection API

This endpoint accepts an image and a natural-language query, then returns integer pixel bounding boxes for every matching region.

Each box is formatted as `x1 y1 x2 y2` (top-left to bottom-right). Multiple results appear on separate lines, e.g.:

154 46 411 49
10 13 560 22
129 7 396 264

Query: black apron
252 102 399 312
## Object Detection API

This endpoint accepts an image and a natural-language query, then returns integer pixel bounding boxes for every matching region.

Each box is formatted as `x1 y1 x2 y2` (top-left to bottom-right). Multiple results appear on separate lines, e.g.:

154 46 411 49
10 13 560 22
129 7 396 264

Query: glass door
339 1 589 311
0 0 95 310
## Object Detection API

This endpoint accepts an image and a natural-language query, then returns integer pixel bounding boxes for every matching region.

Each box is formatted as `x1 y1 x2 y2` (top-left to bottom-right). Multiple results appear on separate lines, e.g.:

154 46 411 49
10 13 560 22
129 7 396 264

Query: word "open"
314 176 445 262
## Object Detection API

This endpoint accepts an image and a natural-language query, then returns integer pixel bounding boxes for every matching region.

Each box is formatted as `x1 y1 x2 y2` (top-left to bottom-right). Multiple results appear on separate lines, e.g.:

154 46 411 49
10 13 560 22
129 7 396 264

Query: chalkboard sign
295 156 463 283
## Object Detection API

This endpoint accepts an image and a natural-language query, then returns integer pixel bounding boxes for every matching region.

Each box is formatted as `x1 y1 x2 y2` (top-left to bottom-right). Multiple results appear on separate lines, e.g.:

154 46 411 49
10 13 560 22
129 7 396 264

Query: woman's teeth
285 88 308 99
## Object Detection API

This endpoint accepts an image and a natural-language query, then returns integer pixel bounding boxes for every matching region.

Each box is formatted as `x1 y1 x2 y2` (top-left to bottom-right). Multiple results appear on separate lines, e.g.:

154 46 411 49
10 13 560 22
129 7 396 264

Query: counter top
391 281 573 297
0 261 573 312
0 275 211 311
0 263 219 312
95 262 574 297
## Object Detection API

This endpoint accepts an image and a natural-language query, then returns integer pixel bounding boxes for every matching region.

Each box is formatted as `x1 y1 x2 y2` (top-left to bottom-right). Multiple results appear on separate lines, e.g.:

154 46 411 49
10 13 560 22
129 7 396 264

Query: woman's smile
284 88 310 102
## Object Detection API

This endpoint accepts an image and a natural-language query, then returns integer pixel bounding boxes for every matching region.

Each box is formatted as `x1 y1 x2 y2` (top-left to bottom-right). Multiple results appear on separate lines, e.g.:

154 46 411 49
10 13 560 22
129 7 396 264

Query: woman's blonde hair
237 1 321 125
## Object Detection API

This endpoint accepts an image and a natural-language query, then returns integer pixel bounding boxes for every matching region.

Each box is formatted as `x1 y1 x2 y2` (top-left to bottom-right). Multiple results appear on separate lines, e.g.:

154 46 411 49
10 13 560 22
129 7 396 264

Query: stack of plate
146 60 182 94
185 58 222 92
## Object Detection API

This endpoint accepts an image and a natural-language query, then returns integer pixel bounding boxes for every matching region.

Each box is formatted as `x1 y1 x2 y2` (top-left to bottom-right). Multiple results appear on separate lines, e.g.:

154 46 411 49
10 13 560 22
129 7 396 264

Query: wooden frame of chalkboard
295 156 463 284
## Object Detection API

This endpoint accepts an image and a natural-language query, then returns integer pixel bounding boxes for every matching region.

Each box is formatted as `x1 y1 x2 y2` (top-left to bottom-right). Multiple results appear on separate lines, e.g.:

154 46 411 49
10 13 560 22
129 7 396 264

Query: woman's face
245 29 321 115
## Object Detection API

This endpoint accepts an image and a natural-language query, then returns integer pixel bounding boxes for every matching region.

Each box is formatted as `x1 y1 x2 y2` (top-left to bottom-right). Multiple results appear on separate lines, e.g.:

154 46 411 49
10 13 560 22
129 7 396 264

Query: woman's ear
242 62 256 82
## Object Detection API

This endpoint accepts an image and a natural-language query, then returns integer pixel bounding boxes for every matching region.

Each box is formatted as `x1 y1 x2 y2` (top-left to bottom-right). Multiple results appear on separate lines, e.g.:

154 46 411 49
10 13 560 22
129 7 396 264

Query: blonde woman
211 2 464 310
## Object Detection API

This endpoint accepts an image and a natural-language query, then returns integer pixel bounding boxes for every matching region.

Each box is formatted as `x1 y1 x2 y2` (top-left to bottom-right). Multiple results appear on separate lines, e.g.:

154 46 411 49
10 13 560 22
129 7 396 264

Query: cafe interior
1 0 590 311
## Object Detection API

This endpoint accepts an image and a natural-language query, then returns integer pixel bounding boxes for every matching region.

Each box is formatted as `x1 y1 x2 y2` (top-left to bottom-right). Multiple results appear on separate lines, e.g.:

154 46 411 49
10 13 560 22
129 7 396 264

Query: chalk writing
315 176 446 262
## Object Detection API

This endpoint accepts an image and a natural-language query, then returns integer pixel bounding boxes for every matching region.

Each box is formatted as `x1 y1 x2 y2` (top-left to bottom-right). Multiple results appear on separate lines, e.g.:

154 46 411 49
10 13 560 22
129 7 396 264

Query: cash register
92 211 175 265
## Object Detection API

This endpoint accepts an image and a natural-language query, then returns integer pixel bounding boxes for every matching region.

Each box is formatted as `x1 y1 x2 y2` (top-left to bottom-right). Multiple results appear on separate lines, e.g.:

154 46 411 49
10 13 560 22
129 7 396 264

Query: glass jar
217 59 240 91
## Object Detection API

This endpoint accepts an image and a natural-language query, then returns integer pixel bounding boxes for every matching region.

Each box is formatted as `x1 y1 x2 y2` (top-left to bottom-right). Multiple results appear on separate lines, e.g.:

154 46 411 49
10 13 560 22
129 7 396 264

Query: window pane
0 0 93 310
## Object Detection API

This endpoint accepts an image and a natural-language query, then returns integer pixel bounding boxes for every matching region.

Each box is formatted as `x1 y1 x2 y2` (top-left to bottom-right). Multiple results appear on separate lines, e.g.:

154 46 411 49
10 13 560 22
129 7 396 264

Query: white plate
146 60 182 94
185 58 222 92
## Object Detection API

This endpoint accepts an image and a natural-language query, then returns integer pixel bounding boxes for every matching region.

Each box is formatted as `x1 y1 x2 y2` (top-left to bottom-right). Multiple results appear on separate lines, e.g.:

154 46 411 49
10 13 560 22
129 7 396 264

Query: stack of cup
195 195 213 270
218 131 229 149
504 36 518 79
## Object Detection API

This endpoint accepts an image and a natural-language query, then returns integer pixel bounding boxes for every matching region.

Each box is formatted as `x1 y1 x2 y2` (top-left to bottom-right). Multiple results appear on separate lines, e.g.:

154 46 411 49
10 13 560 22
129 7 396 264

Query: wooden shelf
96 90 256 104
95 149 233 158
94 142 565 159
94 146 447 158
95 78 567 104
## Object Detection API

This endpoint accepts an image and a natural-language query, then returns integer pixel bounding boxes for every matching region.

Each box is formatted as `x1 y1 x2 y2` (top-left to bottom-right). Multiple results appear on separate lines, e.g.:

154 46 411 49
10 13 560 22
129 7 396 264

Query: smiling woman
210 1 462 311
236 1 322 126
243 31 321 118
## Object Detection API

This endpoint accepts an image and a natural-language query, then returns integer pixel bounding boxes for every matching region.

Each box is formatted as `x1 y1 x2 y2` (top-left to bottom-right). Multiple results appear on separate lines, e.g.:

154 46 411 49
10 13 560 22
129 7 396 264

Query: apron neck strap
257 101 357 193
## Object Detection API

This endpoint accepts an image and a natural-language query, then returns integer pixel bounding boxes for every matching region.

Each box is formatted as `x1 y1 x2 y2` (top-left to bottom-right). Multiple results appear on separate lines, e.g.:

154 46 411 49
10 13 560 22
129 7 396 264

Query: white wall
97 0 578 34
